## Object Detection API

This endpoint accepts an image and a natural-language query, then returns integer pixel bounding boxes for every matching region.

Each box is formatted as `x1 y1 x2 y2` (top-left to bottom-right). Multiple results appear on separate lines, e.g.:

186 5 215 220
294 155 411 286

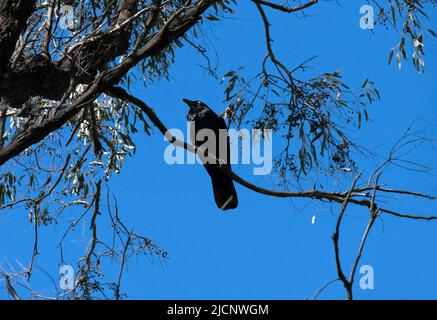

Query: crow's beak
183 98 197 108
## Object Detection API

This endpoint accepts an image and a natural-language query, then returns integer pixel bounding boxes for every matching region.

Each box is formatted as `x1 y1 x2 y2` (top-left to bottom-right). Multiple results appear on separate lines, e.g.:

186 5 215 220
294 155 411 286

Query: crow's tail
206 165 238 211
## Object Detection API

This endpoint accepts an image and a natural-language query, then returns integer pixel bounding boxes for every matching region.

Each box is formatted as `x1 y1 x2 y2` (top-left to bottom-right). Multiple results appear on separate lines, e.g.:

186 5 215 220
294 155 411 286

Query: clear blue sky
1 1 436 299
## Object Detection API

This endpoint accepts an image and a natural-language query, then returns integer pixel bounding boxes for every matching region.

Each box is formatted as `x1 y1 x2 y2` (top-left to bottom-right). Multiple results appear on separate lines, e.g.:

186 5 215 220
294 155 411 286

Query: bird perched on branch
183 98 238 211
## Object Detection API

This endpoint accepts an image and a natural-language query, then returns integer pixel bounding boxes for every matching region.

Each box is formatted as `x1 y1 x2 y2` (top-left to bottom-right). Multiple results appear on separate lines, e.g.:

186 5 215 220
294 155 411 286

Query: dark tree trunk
0 0 217 167
0 1 36 71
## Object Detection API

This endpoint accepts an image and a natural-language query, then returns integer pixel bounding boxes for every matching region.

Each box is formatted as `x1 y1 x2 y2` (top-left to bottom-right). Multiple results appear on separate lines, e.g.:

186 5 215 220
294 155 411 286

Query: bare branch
253 0 319 13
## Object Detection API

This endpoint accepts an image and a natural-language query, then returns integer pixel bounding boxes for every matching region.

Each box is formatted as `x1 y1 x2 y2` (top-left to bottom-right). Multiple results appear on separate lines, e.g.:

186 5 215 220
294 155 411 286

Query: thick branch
0 0 218 166
0 0 36 73
332 175 361 299
107 87 437 222
253 0 318 13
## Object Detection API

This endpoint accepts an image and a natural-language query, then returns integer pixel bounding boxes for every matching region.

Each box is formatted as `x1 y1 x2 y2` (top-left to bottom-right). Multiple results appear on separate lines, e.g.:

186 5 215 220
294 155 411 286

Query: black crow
183 99 238 211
